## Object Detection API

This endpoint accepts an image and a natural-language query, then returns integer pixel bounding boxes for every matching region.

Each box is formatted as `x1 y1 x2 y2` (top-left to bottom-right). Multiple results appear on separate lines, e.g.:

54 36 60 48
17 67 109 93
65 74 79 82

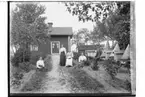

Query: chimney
48 22 53 32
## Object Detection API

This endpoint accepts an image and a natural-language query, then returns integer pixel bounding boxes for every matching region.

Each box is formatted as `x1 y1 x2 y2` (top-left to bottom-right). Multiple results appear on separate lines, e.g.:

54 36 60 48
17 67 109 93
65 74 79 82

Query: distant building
78 44 104 57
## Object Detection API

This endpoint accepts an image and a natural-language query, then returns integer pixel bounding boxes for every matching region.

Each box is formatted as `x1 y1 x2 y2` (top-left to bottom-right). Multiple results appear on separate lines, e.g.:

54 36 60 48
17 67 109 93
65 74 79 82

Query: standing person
65 52 73 67
59 44 66 66
95 48 102 61
36 56 45 71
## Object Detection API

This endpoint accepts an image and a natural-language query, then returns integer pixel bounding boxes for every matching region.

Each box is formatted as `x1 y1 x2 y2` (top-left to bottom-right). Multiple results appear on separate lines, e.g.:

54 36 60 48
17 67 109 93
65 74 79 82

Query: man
36 57 45 70
79 52 87 62
95 48 102 61
59 44 67 66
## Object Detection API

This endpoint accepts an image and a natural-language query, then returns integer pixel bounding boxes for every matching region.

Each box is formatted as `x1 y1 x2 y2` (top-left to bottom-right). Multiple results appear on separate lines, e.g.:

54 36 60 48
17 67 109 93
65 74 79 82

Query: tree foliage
11 3 49 49
73 28 92 45
92 2 130 49
64 1 130 49
64 1 117 22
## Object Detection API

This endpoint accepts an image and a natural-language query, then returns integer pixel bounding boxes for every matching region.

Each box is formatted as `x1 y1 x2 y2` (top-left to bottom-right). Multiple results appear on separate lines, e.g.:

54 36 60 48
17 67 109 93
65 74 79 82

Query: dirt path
39 55 71 93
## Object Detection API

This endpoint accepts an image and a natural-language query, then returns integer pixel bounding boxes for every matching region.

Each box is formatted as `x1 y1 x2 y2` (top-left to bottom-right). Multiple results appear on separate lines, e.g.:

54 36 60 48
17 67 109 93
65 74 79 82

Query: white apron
65 52 73 67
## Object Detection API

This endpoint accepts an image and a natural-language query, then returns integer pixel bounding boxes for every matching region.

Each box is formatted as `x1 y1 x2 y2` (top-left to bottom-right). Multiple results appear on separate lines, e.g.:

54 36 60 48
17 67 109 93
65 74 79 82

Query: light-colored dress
36 60 45 69
78 55 87 62
65 52 73 67
59 47 66 54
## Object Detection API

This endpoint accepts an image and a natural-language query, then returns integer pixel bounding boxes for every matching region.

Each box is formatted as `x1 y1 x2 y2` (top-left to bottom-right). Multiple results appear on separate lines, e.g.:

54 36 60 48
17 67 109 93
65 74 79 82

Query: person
36 56 45 70
95 48 102 61
78 52 87 63
65 52 73 67
59 44 66 66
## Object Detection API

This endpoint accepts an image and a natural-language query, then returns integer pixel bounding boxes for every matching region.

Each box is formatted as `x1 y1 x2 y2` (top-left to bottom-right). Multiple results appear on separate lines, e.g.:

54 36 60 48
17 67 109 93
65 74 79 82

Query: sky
10 2 95 32
40 2 95 32
10 2 112 46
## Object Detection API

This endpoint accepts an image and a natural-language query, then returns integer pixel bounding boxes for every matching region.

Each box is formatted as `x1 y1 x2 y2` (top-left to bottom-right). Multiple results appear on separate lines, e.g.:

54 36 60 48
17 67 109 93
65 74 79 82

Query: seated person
78 52 87 63
65 52 73 67
36 57 45 70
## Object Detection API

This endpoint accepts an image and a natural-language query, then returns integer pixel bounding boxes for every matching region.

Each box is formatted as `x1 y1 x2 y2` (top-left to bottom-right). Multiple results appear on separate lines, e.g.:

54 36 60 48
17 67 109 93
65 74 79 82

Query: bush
124 80 131 92
124 60 130 70
73 52 80 60
103 60 122 79
91 59 99 71
11 48 31 67
11 79 21 87
19 62 31 72
30 52 43 65
83 60 90 66
13 72 24 80
44 55 52 72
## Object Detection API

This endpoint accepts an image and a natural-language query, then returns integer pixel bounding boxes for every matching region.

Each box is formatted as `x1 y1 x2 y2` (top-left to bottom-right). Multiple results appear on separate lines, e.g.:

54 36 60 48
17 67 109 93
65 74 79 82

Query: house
78 44 103 57
31 22 73 56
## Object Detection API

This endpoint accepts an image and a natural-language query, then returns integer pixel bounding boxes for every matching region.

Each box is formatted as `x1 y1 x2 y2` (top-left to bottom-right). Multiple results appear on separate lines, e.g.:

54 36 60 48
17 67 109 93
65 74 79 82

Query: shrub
91 59 99 71
73 52 80 60
124 60 130 70
44 55 52 72
124 79 131 92
30 52 43 65
83 60 90 66
11 79 21 87
19 62 31 72
13 72 24 80
11 48 31 67
104 60 122 79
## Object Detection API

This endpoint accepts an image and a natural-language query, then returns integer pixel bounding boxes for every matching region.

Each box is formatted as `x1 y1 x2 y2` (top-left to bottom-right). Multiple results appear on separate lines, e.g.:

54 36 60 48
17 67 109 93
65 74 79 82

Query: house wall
50 35 68 53
34 35 69 56
38 38 51 56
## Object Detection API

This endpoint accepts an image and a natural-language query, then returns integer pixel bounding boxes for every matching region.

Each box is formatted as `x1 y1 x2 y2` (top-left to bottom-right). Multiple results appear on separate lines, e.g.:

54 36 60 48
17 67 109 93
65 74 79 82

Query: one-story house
30 22 73 57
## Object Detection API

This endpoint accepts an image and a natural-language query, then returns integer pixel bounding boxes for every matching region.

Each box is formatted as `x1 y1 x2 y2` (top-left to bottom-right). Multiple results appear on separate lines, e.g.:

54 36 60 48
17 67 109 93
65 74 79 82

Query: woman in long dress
59 44 66 66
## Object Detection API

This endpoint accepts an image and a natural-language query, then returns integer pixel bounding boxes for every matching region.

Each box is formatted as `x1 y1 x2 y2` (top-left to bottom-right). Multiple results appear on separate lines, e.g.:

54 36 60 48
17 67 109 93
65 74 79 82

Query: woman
65 52 73 67
36 56 45 71
59 44 66 66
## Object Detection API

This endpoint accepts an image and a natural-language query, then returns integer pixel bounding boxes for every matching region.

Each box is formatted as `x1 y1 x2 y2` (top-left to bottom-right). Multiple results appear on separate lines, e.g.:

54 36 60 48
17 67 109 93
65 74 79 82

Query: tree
11 2 49 62
73 28 92 45
93 2 130 49
64 1 130 49
11 2 49 50
64 1 117 22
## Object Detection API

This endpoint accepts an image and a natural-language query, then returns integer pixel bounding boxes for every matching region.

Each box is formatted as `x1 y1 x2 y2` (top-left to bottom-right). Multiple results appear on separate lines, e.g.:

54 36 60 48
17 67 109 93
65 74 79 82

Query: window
30 45 38 51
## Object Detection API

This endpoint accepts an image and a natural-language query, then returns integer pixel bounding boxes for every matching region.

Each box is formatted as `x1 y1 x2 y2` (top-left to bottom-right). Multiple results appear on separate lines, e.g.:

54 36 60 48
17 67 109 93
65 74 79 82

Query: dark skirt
60 51 66 66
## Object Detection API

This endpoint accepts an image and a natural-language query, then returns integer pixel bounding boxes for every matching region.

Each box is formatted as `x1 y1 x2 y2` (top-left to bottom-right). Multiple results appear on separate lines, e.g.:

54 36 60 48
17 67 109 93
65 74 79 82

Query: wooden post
68 36 70 52
130 1 136 94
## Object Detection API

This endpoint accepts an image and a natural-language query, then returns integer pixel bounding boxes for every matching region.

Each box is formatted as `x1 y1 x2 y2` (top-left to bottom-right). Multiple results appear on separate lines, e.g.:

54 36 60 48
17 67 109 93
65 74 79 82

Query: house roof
78 45 103 50
49 27 73 36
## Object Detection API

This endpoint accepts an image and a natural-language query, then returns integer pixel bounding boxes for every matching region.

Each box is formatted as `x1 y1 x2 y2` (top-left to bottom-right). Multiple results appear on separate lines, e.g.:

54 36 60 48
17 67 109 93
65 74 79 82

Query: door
51 41 60 54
